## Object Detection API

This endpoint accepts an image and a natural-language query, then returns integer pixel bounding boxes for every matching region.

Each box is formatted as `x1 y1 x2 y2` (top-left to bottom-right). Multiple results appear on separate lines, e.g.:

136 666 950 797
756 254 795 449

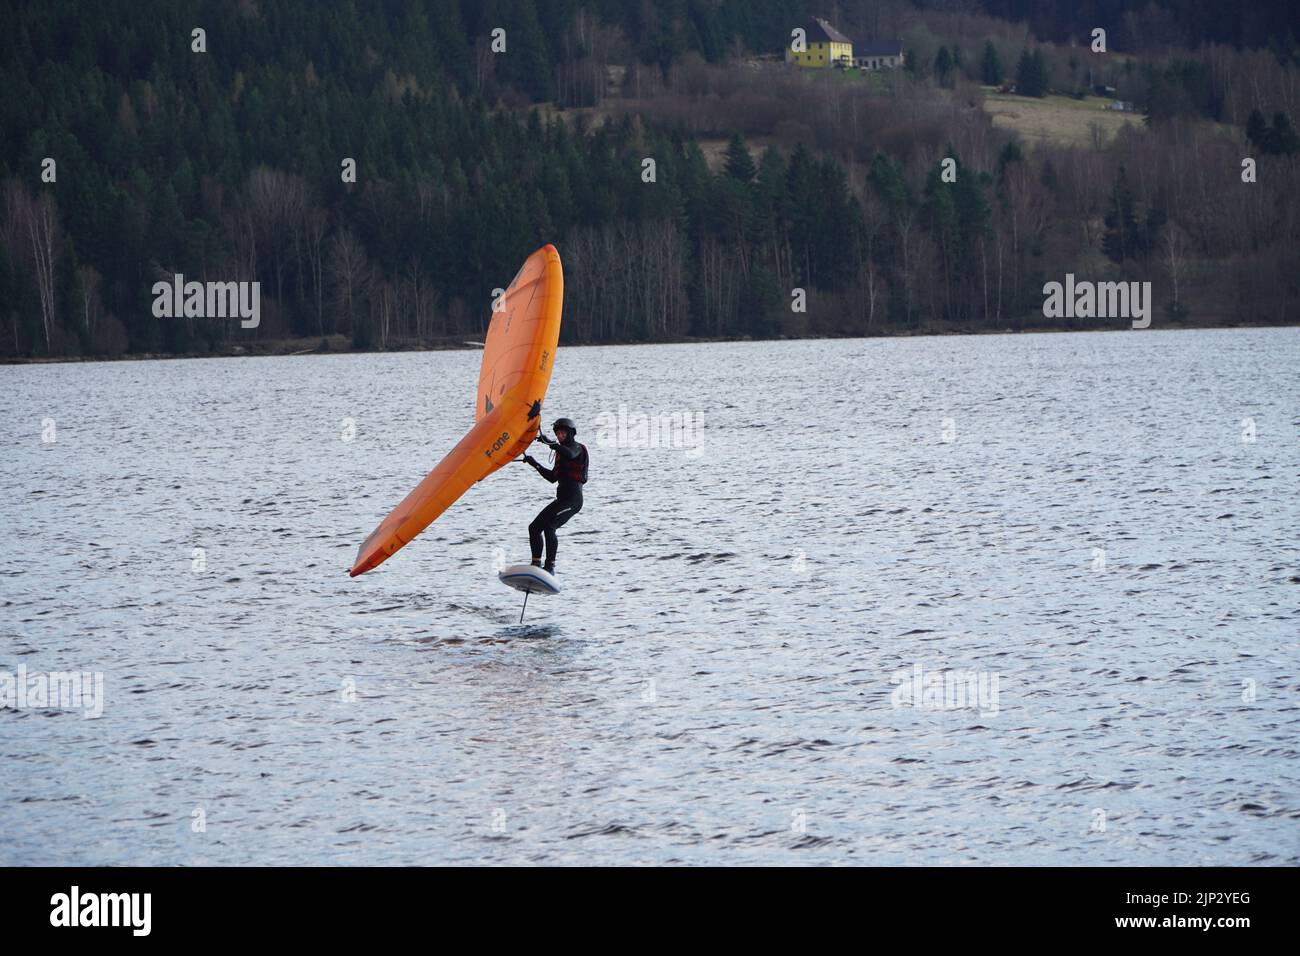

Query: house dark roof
855 40 904 56
804 17 852 45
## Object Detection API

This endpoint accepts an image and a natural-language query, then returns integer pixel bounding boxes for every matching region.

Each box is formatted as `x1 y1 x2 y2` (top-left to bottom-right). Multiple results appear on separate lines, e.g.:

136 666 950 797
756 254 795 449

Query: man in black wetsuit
520 417 588 574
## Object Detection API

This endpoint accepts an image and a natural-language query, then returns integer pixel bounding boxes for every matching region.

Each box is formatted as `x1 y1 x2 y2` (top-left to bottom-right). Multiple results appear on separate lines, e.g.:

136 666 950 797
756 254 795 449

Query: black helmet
552 417 576 436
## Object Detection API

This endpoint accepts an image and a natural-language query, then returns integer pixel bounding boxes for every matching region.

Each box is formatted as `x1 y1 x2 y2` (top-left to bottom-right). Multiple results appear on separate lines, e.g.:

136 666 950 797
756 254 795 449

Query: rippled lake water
2 328 1297 865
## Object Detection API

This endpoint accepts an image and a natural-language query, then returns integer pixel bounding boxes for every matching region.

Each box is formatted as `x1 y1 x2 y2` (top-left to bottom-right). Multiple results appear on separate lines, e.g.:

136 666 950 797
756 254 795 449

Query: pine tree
724 133 756 183
996 141 1023 179
868 153 911 211
1033 49 1050 95
1016 48 1047 97
1103 165 1140 265
981 41 1002 86
1015 49 1033 94
935 46 954 87
1271 111 1300 155
1246 109 1269 151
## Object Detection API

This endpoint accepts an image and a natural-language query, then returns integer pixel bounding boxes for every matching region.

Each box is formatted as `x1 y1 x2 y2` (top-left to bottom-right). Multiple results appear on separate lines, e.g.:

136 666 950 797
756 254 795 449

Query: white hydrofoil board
498 563 561 595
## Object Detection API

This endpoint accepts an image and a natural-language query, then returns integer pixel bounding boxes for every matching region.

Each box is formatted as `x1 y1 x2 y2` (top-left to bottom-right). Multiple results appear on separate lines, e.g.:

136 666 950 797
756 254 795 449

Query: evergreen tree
724 133 756 182
981 41 1002 86
1033 50 1051 95
868 153 911 211
1103 165 1136 264
1102 164 1163 265
1243 109 1299 156
935 47 955 87
1016 48 1048 97
1246 109 1269 151
1015 49 1033 93
996 140 1023 179
1270 111 1300 155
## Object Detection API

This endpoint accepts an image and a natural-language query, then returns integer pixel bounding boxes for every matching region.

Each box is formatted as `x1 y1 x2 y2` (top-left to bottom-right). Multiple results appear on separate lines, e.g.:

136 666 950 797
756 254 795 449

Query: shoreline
4 318 1295 365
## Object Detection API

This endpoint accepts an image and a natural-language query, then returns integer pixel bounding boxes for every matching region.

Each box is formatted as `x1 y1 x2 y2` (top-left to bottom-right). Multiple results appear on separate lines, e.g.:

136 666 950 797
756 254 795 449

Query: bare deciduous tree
1 182 63 353
328 228 371 336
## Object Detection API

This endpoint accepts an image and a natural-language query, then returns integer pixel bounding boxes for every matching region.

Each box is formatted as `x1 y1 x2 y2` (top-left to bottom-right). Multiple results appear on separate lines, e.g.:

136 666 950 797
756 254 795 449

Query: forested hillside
2 0 1298 359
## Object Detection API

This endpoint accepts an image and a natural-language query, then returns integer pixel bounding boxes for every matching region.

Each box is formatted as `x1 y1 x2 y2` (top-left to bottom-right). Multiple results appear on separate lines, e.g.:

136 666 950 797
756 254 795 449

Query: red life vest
559 443 589 484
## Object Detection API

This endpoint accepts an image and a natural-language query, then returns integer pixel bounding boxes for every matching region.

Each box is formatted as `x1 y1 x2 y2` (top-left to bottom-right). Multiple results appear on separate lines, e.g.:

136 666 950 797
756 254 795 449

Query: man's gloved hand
520 454 537 466
535 432 556 447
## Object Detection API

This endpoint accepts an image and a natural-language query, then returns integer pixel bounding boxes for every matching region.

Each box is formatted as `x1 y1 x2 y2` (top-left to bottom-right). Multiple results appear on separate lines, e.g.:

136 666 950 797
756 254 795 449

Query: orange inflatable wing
350 244 563 577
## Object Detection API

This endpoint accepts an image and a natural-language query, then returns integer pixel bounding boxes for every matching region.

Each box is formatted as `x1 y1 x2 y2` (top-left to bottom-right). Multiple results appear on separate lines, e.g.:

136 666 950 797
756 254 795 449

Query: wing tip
349 551 379 577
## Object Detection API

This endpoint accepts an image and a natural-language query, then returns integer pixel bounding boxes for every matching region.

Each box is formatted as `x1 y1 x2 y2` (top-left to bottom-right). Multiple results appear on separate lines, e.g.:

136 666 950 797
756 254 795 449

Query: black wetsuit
525 438 588 569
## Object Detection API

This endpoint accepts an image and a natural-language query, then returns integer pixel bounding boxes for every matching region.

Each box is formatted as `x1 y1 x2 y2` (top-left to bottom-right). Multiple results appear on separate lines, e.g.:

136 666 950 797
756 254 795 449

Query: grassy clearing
983 89 1139 148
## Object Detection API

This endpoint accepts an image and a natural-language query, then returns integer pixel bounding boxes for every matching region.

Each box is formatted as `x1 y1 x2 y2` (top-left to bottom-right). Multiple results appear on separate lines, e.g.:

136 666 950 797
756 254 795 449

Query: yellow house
788 17 853 69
